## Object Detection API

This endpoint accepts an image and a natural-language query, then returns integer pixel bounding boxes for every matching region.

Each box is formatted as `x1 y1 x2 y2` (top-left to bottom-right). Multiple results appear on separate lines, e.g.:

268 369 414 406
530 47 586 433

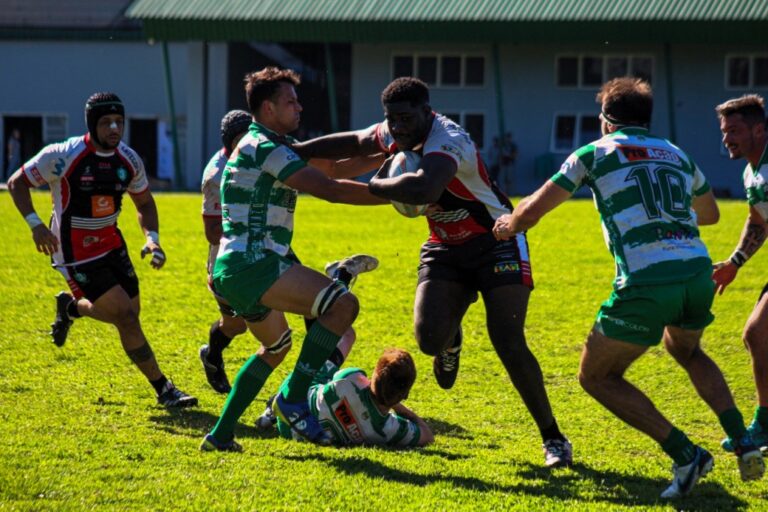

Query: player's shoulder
116 142 144 172
44 135 87 159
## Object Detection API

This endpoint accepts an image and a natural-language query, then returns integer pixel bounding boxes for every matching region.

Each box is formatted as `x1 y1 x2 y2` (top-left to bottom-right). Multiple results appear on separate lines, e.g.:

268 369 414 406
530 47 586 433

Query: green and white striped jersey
213 122 306 277
307 366 421 448
742 145 768 221
551 127 712 289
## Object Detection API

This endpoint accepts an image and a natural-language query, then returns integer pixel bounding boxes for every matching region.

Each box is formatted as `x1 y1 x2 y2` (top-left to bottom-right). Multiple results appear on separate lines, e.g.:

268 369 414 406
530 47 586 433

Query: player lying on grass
258 337 434 448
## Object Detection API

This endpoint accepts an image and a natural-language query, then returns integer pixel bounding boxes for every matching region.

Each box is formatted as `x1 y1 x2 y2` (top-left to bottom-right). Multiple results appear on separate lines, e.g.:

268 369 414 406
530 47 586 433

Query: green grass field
1 191 767 510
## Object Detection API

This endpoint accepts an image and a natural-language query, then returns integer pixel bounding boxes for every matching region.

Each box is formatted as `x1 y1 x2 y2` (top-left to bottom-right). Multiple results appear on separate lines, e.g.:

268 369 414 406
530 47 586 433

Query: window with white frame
726 55 768 89
557 55 654 88
392 54 485 87
551 113 600 152
441 111 485 149
43 115 68 144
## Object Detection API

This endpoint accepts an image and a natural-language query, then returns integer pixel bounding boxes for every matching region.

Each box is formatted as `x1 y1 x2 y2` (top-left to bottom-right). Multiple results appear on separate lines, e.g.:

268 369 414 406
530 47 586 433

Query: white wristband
25 212 43 230
146 230 160 245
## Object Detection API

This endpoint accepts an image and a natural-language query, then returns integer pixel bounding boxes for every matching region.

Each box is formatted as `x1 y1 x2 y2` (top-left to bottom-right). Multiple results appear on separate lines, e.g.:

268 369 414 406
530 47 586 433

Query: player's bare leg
743 294 768 408
484 284 570 466
413 279 474 389
578 329 671 440
80 285 196 407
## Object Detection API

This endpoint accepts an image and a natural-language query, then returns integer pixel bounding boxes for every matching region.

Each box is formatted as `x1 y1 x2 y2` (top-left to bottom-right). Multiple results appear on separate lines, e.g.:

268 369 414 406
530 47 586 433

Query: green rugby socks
718 407 748 441
283 322 340 402
661 427 697 466
210 355 272 442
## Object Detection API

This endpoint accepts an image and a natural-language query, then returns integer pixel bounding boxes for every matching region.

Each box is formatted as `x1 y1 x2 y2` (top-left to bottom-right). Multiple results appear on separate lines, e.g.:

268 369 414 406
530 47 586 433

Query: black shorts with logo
57 248 139 302
417 232 534 293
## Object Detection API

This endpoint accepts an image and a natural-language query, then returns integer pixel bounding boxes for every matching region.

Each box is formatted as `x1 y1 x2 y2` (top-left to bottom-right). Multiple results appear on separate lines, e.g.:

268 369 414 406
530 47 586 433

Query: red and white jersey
200 147 229 275
375 113 513 244
22 133 148 266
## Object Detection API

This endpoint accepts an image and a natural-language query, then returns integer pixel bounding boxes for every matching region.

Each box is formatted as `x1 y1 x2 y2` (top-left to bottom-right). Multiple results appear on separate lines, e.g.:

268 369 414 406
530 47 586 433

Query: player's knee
113 306 140 331
742 323 764 351
331 292 359 324
414 328 447 356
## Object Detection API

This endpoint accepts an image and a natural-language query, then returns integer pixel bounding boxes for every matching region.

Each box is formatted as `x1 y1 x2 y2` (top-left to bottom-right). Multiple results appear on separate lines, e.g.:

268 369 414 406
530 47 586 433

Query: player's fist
32 225 59 255
493 214 515 241
141 242 166 269
712 260 738 295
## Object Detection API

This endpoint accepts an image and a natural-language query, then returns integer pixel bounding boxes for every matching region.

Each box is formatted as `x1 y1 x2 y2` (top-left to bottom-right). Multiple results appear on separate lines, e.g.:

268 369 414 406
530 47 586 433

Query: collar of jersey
612 126 649 136
749 141 768 174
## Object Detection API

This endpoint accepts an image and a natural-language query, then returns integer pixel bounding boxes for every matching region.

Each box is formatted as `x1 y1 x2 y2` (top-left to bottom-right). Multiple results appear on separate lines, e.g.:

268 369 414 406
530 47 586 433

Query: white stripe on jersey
70 211 120 229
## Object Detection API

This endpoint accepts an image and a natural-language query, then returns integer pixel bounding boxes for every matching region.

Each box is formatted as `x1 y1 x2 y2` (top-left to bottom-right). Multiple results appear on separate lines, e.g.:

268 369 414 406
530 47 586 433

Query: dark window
754 57 768 87
465 56 485 86
441 56 461 85
444 113 461 124
393 55 414 79
606 57 628 80
579 116 601 146
631 57 653 84
464 114 485 149
728 57 750 87
557 57 578 86
554 115 576 151
582 56 604 86
417 56 437 85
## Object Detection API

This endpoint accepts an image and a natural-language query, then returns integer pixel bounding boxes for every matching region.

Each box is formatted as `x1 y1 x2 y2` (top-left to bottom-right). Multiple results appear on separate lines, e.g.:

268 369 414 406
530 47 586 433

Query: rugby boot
199 344 232 394
324 254 379 289
200 433 243 452
660 446 713 499
50 291 74 347
433 326 462 390
156 380 198 408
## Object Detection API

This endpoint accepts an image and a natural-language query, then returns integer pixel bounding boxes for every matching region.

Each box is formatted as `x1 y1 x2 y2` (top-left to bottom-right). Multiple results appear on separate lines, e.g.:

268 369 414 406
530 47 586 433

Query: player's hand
141 241 166 269
493 214 516 241
373 154 395 180
712 260 738 295
31 225 59 255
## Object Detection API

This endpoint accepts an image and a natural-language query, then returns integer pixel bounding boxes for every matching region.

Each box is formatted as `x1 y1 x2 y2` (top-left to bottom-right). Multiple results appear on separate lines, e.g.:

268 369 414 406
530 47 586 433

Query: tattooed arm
712 206 768 294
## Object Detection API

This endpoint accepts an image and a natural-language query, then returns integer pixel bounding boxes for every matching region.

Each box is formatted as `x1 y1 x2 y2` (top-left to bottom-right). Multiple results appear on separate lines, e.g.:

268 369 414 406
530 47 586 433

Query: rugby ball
387 151 428 218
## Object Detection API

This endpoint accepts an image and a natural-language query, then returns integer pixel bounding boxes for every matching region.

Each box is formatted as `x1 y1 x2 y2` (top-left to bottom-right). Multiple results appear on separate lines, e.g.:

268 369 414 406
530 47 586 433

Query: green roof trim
127 0 768 42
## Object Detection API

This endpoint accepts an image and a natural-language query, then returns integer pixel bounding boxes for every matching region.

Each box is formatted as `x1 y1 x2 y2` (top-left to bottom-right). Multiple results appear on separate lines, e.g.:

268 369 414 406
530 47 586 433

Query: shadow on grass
423 417 473 439
282 454 747 509
148 410 279 440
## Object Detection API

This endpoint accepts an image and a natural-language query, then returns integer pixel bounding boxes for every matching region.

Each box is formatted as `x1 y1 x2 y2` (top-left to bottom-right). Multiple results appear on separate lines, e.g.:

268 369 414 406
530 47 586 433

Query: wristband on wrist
146 230 160 245
729 249 748 268
25 212 43 230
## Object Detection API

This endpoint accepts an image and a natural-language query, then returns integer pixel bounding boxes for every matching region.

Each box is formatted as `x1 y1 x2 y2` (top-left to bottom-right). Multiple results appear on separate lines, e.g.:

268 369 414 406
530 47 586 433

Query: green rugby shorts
594 269 715 346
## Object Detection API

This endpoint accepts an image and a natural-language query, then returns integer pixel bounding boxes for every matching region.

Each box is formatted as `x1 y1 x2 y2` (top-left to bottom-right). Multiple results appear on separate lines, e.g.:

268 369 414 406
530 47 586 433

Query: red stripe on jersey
443 170 479 201
60 143 93 212
70 225 122 262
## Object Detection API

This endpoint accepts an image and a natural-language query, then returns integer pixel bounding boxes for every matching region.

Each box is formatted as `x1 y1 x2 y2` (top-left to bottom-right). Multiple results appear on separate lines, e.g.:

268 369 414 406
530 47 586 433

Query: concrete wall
0 39 190 184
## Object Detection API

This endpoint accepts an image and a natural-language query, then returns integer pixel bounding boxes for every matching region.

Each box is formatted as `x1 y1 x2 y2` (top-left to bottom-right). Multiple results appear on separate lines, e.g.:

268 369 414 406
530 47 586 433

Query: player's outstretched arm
494 180 571 240
392 403 434 446
283 166 388 205
7 169 59 255
130 190 166 269
293 125 380 160
310 153 387 179
713 206 768 294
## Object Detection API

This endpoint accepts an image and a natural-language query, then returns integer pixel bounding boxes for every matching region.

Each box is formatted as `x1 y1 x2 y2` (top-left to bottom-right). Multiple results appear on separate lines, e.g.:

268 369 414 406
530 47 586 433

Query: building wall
352 41 765 197
0 39 190 184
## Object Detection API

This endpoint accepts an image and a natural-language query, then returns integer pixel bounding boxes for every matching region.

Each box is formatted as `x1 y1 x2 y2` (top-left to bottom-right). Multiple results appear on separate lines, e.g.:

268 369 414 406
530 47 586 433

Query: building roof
127 0 768 42
0 0 141 40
